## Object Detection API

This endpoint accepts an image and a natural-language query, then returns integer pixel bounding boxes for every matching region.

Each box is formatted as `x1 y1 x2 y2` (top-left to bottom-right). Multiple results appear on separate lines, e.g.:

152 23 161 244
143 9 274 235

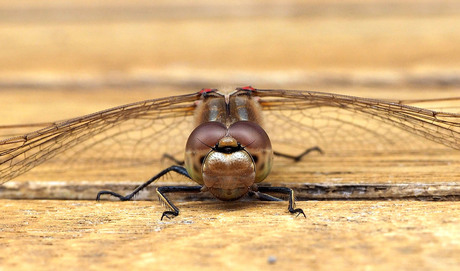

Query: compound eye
185 122 227 184
228 121 273 183
228 121 271 151
186 122 227 152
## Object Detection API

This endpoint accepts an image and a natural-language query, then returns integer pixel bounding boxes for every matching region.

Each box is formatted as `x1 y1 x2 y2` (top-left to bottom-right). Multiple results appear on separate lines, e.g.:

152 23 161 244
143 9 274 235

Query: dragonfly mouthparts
213 136 244 153
214 144 244 154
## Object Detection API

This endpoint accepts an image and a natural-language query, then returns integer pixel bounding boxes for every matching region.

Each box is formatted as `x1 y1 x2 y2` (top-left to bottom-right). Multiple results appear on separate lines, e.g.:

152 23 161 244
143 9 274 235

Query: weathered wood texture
1 200 460 271
0 1 459 270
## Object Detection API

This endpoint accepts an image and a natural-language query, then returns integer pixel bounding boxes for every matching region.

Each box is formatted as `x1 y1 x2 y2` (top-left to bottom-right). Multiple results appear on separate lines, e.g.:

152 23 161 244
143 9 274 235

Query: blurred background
0 0 459 123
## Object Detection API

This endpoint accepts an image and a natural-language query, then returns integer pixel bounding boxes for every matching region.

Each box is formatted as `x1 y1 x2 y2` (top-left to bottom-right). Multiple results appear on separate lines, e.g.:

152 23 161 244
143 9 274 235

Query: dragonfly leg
96 165 190 201
274 146 323 162
248 191 283 201
257 186 306 218
161 153 184 165
157 185 202 220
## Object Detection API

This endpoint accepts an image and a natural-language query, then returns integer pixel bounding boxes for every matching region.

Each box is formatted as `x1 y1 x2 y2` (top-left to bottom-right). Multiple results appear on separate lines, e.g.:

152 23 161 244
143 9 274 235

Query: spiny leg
274 146 323 162
157 186 202 220
257 186 306 218
248 191 283 201
96 165 190 201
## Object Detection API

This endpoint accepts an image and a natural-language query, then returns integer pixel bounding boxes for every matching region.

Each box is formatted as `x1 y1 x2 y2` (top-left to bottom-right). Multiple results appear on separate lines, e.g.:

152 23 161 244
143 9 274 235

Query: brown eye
185 122 227 185
186 122 227 151
228 121 273 183
228 121 271 151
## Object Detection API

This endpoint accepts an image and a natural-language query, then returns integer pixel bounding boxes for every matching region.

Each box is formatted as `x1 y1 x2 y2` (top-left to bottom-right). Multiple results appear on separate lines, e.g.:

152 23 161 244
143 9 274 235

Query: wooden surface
1 91 460 271
1 200 460 271
1 1 460 270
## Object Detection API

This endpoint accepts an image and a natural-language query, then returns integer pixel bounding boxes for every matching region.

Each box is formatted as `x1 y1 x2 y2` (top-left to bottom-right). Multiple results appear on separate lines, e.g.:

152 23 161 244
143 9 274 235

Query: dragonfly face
185 89 273 200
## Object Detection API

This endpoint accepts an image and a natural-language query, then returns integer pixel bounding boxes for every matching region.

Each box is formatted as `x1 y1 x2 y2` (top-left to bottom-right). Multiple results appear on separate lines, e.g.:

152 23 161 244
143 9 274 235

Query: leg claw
161 211 179 220
291 208 306 218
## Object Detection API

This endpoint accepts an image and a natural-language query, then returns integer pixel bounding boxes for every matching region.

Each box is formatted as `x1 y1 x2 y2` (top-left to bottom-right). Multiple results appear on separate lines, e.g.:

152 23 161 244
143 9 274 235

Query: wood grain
1 200 459 270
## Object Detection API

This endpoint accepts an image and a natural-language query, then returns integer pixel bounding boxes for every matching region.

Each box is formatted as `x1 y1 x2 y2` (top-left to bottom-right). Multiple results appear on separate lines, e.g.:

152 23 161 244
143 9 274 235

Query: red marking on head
200 88 216 94
240 86 255 91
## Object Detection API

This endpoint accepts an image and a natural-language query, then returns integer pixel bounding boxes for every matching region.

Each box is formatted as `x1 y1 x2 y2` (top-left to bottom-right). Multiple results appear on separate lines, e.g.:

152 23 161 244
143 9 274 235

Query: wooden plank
1 200 460 270
2 181 460 201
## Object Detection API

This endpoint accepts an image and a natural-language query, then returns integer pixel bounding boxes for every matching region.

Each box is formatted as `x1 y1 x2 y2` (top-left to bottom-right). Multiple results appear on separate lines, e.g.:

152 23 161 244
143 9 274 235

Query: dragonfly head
185 121 273 200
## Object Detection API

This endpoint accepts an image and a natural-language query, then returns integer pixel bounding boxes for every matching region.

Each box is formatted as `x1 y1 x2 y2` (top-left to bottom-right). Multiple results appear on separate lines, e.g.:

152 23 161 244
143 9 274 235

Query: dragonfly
1 86 459 219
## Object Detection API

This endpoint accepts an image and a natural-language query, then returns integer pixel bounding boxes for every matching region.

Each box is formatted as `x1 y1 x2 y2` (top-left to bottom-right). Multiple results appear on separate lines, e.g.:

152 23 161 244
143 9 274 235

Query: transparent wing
0 123 54 139
0 92 200 183
2 88 460 185
254 89 460 156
